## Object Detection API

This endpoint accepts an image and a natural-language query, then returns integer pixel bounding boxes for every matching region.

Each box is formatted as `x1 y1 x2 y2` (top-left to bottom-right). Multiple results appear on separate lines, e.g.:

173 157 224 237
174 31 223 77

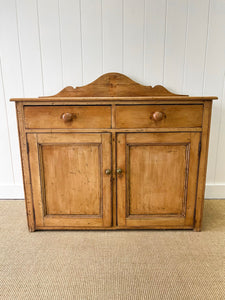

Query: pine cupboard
11 73 217 231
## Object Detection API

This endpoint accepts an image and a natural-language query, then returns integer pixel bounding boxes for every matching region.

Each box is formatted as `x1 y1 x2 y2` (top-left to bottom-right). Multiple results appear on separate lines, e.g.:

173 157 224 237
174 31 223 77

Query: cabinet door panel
117 132 200 228
27 133 112 229
42 144 101 215
129 144 187 215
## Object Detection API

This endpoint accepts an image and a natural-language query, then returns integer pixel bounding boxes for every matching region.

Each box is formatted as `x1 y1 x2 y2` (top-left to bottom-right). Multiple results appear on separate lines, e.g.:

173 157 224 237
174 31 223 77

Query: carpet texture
0 200 224 300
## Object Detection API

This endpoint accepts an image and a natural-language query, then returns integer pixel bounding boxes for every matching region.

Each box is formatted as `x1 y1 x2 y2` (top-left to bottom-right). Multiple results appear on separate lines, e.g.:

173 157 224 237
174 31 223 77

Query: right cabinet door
117 132 201 229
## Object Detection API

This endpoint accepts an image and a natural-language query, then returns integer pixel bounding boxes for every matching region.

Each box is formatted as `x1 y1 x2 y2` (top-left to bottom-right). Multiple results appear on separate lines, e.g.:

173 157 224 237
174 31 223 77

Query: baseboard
205 184 225 199
0 185 24 199
0 184 224 200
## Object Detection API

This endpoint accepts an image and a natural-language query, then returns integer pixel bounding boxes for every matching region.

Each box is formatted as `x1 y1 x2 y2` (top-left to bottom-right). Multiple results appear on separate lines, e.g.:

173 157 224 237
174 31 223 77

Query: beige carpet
0 200 224 300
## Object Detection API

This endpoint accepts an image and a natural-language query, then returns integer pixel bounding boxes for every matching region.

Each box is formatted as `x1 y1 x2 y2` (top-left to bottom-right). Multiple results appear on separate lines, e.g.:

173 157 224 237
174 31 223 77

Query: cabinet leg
28 223 35 232
193 227 201 232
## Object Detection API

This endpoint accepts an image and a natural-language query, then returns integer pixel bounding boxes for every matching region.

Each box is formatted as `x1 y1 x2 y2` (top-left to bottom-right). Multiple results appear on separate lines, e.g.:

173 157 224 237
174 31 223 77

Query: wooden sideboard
11 73 217 231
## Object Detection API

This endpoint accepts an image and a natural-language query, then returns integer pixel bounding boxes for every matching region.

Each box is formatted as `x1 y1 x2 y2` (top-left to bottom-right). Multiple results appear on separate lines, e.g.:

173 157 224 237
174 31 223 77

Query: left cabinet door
27 133 112 229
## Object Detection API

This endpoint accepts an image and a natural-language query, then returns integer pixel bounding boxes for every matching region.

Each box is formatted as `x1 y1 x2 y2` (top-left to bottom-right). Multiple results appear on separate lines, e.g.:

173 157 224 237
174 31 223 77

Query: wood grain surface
12 73 215 231
24 105 112 129
116 104 203 128
27 132 112 228
117 132 200 228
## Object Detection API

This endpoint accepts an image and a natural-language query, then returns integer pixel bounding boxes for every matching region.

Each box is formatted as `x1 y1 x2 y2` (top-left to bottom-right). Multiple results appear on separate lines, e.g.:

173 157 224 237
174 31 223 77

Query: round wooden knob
152 111 164 121
62 112 73 122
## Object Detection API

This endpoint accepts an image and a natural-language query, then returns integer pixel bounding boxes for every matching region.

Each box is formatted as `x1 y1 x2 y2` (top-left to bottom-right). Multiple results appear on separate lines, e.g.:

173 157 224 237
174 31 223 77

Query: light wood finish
116 105 203 128
11 97 216 102
129 144 187 215
116 134 126 227
24 105 111 129
27 133 112 228
25 128 202 134
44 73 185 97
117 133 200 227
11 73 217 102
42 145 101 215
194 101 212 231
15 103 35 231
11 73 216 231
112 132 117 227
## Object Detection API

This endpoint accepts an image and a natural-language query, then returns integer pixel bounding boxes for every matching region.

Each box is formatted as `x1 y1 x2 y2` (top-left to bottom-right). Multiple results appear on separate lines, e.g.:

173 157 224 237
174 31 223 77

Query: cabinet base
31 225 195 231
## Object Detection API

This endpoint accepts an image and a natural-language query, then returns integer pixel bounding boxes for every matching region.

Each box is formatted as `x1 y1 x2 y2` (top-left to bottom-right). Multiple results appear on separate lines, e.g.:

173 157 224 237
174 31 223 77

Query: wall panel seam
11 0 24 184
36 0 44 95
58 0 64 88
14 0 25 98
79 0 84 85
143 0 146 81
215 73 225 179
162 0 168 84
100 0 103 74
202 0 211 96
0 59 15 183
182 0 189 93
122 0 124 73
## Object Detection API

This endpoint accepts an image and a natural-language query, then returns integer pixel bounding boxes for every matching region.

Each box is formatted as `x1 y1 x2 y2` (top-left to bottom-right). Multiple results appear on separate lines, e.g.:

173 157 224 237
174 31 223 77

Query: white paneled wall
0 0 224 199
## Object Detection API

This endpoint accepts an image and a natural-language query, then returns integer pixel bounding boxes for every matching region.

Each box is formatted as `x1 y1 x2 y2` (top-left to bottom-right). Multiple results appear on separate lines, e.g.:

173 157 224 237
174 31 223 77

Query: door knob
117 168 122 174
151 111 164 121
61 112 74 122
105 169 111 175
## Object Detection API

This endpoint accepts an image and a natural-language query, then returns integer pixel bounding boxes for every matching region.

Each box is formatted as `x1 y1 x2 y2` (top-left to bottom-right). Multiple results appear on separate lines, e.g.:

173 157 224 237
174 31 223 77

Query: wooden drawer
24 105 112 129
116 105 203 128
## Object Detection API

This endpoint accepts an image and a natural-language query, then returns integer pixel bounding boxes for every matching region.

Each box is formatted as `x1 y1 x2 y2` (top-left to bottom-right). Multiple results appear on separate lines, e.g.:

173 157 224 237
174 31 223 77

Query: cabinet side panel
194 101 212 231
184 132 201 227
16 103 35 231
27 134 44 227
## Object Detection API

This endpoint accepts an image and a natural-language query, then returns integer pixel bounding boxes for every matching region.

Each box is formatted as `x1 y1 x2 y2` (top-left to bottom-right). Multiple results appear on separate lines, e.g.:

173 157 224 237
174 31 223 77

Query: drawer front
24 106 112 129
116 105 203 128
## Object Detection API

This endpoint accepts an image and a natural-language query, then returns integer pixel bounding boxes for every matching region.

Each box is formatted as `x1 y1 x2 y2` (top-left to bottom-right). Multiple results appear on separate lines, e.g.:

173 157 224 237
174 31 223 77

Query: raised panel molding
127 143 189 217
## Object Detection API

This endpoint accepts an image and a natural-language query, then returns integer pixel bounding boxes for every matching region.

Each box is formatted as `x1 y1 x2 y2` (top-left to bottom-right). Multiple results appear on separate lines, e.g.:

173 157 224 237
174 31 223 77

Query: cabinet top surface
11 72 217 102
